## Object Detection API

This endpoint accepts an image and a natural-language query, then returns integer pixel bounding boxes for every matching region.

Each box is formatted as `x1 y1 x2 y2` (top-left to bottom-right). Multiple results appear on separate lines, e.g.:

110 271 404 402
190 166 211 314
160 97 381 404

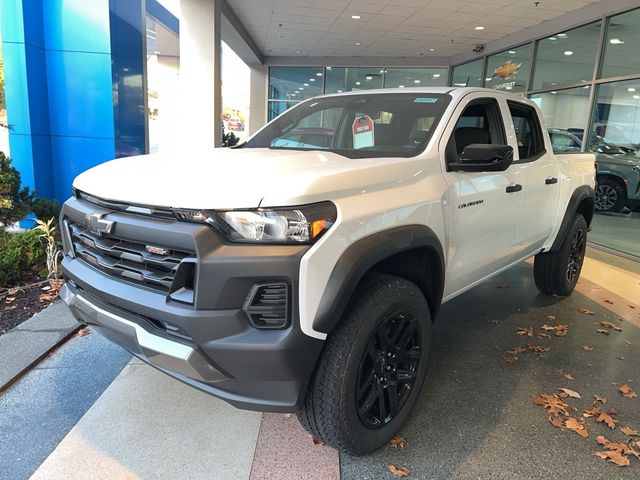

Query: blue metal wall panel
0 0 25 44
42 0 111 54
1 42 31 136
45 49 114 138
50 136 115 201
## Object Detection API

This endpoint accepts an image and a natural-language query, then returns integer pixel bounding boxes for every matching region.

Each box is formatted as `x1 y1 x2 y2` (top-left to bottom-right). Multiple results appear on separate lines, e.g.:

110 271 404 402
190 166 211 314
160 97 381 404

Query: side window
508 102 545 161
446 99 506 165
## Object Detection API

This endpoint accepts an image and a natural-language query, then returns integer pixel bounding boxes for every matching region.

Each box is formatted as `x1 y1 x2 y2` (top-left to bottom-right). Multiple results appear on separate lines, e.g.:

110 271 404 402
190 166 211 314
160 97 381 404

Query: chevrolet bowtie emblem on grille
85 212 114 236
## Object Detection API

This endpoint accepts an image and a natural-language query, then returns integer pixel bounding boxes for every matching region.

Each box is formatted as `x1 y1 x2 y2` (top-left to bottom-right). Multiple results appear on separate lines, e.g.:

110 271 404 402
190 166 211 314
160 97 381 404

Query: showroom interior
1 1 640 479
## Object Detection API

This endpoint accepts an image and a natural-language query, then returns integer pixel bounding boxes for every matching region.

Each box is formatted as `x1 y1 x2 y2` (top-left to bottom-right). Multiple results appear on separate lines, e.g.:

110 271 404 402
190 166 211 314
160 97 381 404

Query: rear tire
534 214 587 296
298 273 432 455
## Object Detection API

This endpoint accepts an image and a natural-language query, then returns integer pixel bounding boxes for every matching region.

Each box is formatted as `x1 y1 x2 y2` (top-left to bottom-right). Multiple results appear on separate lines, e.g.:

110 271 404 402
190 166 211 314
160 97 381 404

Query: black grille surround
242 283 290 329
67 220 196 295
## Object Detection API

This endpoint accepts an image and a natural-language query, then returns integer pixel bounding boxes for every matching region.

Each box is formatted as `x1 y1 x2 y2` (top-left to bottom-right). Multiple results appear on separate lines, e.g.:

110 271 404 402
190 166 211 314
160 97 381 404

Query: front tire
298 273 432 455
534 214 587 296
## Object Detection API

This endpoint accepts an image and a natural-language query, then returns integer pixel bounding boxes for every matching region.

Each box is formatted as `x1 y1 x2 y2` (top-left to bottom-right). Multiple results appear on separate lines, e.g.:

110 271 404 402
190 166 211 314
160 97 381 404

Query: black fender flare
312 225 445 334
550 185 595 252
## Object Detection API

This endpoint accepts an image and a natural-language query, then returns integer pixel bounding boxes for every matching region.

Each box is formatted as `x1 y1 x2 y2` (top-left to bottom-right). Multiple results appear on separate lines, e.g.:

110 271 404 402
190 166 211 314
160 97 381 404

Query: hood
596 152 640 168
73 148 426 210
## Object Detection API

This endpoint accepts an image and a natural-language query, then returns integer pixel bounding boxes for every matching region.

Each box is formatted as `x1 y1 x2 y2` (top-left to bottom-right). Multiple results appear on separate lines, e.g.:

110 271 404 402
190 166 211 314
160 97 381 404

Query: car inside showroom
0 1 639 479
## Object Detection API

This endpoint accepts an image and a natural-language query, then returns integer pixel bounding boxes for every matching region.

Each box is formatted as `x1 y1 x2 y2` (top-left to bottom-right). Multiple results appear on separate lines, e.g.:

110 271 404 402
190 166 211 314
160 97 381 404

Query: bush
0 229 46 285
31 197 61 222
0 151 34 227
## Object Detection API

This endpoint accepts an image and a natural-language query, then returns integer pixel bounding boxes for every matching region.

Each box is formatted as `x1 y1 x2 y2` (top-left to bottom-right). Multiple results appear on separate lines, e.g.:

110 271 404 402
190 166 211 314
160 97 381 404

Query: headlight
172 202 337 244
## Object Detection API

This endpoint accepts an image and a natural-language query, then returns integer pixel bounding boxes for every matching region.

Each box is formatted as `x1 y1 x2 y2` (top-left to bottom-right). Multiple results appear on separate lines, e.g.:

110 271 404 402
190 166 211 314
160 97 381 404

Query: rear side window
508 101 545 161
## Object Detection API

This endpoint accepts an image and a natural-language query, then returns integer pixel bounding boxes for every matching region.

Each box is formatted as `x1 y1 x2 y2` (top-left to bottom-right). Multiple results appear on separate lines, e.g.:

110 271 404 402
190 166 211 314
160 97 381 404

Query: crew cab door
506 100 559 251
440 95 525 298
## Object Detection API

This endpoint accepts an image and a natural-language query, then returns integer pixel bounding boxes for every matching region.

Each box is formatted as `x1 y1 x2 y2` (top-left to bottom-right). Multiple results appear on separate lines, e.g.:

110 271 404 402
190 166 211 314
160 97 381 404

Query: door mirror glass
450 144 514 172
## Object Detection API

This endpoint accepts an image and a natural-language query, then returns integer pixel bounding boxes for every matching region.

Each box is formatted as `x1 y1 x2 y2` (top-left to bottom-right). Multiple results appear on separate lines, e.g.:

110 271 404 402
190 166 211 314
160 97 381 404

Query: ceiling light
316 72 323 76
634 95 640 100
432 74 441 78
429 48 435 52
628 87 636 92
337 90 343 93
351 14 361 19
398 85 405 88
295 50 301 54
564 50 573 56
355 81 361 85
551 91 557 94
548 37 557 41
366 76 373 80
299 87 304 90
414 79 421 83
309 78 315 82
475 26 485 30
325 67 331 71
508 50 516 54
379 69 384 73
355 42 361 46
610 38 624 44
557 33 567 38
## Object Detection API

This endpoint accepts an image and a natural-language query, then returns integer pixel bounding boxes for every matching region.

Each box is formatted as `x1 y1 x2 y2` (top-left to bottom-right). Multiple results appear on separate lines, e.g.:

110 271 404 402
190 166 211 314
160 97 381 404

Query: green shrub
31 197 61 223
0 151 34 227
0 229 46 285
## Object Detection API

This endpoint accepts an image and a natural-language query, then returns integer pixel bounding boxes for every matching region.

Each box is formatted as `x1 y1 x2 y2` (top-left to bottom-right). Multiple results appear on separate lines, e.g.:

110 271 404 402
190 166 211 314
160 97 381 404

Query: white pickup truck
59 87 595 454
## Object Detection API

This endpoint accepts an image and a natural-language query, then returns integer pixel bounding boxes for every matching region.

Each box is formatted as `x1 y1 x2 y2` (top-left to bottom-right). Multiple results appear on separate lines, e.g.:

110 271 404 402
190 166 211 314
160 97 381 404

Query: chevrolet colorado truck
59 88 595 455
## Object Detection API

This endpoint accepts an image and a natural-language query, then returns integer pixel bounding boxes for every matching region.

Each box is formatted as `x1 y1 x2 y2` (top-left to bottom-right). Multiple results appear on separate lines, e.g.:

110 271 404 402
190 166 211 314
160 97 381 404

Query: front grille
68 221 195 293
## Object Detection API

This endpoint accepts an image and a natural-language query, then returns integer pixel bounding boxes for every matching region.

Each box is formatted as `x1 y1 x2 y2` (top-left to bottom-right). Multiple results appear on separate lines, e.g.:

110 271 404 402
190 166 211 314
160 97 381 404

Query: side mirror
449 144 514 172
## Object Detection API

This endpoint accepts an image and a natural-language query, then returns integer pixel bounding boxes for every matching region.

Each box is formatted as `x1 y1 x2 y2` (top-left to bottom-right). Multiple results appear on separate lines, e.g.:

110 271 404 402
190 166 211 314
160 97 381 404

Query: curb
0 301 82 393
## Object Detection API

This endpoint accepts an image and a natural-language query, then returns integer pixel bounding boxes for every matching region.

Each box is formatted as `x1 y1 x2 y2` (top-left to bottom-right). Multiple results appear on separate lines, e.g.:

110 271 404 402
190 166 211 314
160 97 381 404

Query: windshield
244 93 451 158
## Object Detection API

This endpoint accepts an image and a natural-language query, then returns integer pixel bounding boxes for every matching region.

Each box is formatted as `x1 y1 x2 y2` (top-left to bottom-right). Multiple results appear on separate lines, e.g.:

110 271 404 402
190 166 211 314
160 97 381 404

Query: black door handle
545 177 558 185
506 184 522 193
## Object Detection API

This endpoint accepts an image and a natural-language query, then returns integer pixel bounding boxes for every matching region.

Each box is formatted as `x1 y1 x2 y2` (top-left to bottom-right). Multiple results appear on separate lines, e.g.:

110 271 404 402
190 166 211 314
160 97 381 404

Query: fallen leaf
311 435 322 445
532 394 568 416
619 384 637 399
565 417 589 437
507 346 527 355
388 436 407 448
579 308 595 315
624 340 631 347
595 450 631 467
596 329 610 335
516 326 533 337
630 305 636 309
548 415 564 428
598 412 618 429
528 344 550 354
387 465 411 477
564 373 575 381
541 324 556 331
593 395 607 405
621 427 640 437
596 436 640 459
76 328 92 337
537 332 551 339
4 296 16 304
616 355 625 361
636 441 640 449
604 299 614 304
559 388 581 399
504 355 518 365
583 405 601 418
547 315 556 320
608 407 618 417
582 345 594 351
553 324 569 337
600 321 622 332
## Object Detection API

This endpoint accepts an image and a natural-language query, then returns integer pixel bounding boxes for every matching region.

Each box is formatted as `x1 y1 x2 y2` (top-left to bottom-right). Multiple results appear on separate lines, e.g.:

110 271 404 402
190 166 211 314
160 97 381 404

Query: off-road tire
534 213 587 296
297 273 432 455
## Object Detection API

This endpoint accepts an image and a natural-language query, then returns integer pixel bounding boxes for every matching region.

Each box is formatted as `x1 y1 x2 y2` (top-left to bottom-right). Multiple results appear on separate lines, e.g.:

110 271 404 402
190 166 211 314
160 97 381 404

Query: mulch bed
0 277 64 335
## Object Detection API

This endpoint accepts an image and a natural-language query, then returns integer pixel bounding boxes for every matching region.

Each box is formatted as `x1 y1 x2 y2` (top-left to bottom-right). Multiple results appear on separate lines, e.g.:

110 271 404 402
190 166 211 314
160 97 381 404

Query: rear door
440 94 525 298
506 101 559 252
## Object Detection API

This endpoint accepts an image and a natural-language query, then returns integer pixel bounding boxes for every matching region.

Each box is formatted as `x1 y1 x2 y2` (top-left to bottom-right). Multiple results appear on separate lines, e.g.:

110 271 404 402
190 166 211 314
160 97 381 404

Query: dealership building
1 0 639 258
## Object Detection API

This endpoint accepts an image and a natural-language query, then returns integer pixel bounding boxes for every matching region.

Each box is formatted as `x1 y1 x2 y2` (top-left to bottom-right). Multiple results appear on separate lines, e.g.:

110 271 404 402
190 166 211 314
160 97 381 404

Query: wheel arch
312 225 445 335
550 185 595 252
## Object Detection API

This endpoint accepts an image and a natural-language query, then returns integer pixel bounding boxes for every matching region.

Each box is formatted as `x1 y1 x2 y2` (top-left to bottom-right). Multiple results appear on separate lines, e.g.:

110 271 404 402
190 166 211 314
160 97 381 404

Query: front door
440 94 525 298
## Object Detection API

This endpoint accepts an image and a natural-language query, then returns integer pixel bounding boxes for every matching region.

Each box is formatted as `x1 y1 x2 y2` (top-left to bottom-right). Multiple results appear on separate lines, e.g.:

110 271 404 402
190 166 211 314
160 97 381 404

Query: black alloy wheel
356 312 422 429
566 228 586 285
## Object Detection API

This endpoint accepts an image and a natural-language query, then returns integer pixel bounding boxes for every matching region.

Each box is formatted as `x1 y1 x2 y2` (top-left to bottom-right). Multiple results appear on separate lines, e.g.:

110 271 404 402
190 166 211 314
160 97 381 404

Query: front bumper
59 197 324 412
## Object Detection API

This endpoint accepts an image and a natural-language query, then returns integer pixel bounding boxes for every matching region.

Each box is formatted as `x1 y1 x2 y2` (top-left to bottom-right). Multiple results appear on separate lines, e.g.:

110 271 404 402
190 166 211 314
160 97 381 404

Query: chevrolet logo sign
85 212 114 236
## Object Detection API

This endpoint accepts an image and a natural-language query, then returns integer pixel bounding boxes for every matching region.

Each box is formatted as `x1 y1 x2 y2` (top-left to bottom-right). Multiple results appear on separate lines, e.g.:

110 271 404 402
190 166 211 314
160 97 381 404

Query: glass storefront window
529 86 591 151
600 7 640 79
451 59 484 87
384 68 448 88
269 67 323 102
587 79 640 257
0 31 8 156
324 67 383 93
532 21 600 90
268 101 296 121
485 44 533 93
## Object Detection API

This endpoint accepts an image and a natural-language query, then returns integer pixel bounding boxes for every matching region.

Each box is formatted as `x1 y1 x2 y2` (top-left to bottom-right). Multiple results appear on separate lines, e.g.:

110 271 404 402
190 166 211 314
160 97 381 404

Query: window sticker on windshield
414 97 439 103
352 114 375 149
